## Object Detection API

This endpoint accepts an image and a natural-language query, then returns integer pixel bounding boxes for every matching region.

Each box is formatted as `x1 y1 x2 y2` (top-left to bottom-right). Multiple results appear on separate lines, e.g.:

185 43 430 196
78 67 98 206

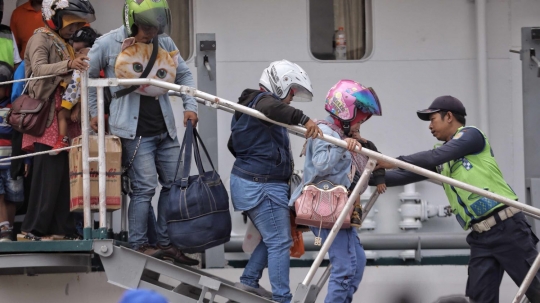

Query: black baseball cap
417 95 467 121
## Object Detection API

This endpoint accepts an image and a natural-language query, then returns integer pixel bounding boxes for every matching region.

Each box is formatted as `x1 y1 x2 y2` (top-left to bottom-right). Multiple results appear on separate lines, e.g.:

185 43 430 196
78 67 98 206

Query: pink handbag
294 180 352 230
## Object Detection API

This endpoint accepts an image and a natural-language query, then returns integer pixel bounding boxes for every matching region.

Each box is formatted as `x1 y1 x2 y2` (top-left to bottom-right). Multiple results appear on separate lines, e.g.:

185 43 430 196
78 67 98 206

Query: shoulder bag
294 180 352 230
167 120 232 253
7 74 52 137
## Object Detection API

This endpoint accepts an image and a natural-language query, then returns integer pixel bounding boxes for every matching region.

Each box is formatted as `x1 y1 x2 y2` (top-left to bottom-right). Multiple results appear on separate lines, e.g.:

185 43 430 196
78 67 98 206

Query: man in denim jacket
87 0 198 266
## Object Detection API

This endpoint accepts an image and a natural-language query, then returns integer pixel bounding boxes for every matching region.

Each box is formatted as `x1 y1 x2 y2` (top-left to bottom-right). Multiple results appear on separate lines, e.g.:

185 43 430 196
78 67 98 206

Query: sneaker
350 204 363 228
0 225 12 242
50 234 83 241
157 244 199 266
135 244 162 258
49 136 69 155
234 282 273 299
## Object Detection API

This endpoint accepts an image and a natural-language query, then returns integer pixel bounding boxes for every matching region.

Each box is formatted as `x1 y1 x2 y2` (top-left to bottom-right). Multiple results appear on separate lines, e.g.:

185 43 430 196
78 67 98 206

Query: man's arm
371 169 430 187
254 96 309 125
371 128 484 187
397 128 485 169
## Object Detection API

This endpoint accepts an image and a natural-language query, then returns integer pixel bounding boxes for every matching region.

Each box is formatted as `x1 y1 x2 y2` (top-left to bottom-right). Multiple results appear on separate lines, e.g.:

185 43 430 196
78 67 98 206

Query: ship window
309 0 372 61
169 0 194 61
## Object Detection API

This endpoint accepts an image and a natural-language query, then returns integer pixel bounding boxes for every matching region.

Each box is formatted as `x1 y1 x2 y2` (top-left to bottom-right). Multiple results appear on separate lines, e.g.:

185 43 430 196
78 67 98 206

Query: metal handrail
81 75 539 303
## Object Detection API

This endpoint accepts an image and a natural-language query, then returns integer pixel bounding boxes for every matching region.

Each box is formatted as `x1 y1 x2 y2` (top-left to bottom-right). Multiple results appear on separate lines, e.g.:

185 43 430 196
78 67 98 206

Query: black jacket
228 89 310 157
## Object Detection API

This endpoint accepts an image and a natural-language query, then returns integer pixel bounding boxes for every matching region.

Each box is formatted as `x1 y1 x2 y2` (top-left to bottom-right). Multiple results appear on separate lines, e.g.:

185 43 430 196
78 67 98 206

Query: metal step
94 240 276 303
0 253 92 275
0 240 94 275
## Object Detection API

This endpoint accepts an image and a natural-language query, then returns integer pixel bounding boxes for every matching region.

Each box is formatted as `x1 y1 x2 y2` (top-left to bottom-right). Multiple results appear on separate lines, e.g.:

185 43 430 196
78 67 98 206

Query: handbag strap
173 120 218 185
21 73 33 95
174 119 195 187
192 127 216 174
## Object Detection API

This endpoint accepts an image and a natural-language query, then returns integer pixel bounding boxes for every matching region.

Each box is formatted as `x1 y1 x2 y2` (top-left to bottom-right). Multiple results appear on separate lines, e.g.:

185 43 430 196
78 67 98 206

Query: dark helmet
42 0 96 31
123 0 171 36
71 26 99 47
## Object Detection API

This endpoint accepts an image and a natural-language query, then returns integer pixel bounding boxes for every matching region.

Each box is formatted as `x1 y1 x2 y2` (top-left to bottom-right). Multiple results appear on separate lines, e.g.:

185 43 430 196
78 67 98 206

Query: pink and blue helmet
325 80 382 124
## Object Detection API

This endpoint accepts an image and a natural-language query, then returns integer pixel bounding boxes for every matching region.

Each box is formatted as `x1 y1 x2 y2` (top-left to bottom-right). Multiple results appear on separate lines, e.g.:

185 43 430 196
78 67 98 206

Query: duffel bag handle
174 120 195 188
192 127 216 175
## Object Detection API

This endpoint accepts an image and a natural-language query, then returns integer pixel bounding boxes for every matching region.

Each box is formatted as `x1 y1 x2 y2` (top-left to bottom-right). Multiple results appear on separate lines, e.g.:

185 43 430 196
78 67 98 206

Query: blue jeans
0 168 23 203
310 227 366 303
147 205 158 246
122 133 180 249
240 197 292 303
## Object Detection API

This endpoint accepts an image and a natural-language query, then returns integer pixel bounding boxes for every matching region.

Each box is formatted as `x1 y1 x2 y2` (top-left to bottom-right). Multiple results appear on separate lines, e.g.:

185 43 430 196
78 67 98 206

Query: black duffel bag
167 120 231 253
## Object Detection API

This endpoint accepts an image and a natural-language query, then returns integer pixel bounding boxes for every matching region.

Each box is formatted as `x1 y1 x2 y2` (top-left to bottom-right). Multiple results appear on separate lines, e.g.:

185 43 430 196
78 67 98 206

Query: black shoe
157 244 199 266
350 205 363 228
135 243 162 258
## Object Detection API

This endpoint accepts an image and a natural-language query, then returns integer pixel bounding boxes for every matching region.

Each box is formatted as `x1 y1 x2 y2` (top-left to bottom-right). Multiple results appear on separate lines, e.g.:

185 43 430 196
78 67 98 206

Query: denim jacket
230 92 293 182
87 26 197 139
289 116 353 206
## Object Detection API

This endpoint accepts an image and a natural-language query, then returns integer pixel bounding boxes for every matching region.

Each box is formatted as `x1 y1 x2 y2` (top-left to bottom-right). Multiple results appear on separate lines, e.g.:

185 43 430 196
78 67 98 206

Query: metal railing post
97 86 107 237
80 71 92 240
362 190 380 222
513 253 540 302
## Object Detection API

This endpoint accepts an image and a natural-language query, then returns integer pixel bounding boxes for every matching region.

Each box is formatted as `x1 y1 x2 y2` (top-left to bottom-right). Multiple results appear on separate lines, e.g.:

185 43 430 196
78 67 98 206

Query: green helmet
123 0 171 36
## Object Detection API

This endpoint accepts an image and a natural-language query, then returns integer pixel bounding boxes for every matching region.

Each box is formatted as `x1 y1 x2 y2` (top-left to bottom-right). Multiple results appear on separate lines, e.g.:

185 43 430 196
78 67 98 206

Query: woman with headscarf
290 79 383 303
18 0 95 241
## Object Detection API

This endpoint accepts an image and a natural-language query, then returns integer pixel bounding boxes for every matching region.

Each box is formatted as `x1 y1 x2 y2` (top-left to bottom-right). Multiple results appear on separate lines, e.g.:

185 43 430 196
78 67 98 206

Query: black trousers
466 212 540 303
21 143 74 236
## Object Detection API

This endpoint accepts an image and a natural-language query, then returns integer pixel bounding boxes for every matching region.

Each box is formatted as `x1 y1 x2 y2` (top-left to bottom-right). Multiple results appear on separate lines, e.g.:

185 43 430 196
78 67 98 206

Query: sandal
50 234 83 241
17 232 42 242
64 234 83 240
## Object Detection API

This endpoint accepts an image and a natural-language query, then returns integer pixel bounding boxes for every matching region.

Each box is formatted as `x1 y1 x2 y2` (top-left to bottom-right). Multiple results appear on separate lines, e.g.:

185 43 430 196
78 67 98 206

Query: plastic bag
290 211 305 258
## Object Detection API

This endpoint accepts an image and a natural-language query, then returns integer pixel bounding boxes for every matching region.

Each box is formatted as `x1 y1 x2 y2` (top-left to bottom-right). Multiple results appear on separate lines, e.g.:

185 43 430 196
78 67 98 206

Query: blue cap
118 289 168 303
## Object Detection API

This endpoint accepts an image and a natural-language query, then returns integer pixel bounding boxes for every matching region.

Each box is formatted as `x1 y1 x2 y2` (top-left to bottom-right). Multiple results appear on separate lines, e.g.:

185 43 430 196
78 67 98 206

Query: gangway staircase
1 73 540 303
94 239 278 303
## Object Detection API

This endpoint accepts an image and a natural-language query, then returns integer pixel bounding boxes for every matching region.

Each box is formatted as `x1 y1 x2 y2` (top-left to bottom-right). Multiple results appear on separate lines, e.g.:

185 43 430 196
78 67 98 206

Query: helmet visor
352 87 382 116
289 83 313 102
66 11 96 24
133 7 171 36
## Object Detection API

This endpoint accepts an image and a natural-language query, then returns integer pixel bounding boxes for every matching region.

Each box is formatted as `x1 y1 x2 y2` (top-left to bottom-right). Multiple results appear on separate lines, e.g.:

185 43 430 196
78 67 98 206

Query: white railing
76 72 540 303
4 68 535 302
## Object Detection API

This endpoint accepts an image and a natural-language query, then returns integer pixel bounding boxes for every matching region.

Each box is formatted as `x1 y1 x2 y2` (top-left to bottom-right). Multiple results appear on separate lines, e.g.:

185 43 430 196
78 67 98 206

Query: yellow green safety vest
436 126 518 230
0 25 14 67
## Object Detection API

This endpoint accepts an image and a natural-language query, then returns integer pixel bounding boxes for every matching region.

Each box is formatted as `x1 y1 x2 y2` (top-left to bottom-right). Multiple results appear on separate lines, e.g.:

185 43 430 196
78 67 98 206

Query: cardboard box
69 135 122 212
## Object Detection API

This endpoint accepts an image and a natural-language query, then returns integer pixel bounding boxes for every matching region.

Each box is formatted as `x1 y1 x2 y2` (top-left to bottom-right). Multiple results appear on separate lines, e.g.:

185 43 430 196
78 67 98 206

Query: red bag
7 94 51 137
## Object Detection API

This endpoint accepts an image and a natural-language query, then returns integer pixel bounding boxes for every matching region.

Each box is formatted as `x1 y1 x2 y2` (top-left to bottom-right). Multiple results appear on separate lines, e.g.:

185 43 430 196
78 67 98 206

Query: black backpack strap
113 37 159 99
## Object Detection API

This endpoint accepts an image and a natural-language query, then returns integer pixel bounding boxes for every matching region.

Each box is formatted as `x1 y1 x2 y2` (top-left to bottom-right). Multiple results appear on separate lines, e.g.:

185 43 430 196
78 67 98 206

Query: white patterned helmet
259 60 313 102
